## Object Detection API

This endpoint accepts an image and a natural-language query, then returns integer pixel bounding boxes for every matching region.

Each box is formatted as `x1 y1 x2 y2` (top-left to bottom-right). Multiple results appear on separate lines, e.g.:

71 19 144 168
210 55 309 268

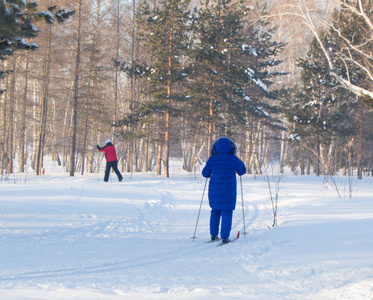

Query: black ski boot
211 235 219 241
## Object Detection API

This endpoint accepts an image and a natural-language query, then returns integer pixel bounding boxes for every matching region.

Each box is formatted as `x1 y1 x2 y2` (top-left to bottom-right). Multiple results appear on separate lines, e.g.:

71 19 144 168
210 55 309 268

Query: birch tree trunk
157 142 162 175
246 117 254 174
144 136 149 172
70 0 82 177
1 81 6 176
19 55 29 173
7 57 16 174
357 102 363 179
208 78 216 157
279 118 286 173
112 0 121 143
1 60 9 176
36 23 52 175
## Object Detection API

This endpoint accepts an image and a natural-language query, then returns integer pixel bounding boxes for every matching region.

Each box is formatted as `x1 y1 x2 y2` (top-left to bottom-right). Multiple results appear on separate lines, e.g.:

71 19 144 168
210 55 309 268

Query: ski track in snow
0 164 373 299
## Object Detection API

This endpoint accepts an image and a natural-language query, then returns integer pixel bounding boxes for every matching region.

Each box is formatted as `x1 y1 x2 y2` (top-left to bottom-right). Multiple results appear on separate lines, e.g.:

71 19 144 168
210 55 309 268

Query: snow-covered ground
1 160 372 299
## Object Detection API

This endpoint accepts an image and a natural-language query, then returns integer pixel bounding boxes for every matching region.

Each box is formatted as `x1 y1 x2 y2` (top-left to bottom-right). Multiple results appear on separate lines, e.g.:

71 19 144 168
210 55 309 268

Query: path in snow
0 169 372 299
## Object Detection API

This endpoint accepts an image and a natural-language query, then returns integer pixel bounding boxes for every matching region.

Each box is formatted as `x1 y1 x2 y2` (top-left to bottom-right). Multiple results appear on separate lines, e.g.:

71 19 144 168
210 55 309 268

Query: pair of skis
206 231 240 247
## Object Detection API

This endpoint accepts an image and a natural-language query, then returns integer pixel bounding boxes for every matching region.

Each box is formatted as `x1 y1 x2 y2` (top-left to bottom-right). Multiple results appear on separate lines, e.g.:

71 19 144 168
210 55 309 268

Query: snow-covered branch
266 0 373 106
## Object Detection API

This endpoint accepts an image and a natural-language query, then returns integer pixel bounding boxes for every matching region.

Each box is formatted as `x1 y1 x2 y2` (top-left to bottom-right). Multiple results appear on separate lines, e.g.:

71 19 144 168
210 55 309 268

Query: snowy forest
1 0 373 179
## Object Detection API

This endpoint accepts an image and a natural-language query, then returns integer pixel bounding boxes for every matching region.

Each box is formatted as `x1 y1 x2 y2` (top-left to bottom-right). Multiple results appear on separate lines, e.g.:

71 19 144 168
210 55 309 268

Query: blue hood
214 138 232 154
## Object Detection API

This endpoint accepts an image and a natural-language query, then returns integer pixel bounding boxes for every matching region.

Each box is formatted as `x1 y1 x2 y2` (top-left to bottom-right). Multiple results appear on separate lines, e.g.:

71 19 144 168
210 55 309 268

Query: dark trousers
104 161 123 182
210 209 233 239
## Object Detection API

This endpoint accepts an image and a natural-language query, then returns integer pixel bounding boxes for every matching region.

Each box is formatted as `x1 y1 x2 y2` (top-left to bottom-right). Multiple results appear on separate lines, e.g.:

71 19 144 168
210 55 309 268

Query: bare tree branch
266 0 373 105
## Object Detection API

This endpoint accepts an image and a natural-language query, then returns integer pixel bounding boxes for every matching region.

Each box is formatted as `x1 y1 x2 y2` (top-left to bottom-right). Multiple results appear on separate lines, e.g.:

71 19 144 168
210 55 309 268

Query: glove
96 145 100 150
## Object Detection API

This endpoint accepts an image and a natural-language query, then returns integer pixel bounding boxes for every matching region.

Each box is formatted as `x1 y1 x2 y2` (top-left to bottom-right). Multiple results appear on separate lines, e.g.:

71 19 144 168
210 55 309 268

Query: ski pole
191 177 208 241
240 176 247 238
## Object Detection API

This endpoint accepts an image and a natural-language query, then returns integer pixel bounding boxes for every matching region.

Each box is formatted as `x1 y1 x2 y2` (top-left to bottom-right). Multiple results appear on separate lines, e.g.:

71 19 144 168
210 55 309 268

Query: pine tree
121 0 191 177
189 0 246 153
120 0 286 174
283 33 358 176
190 1 285 157
0 1 74 94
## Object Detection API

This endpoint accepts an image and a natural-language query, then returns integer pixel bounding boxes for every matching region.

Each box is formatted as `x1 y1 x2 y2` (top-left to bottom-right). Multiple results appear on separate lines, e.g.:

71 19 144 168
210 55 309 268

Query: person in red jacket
97 139 123 182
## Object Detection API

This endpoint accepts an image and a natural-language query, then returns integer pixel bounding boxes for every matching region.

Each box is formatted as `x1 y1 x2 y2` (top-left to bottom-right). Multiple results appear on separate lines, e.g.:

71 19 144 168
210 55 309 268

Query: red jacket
98 143 118 162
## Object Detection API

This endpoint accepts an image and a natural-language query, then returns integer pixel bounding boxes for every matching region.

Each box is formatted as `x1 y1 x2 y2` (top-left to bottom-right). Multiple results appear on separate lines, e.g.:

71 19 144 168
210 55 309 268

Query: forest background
1 0 373 180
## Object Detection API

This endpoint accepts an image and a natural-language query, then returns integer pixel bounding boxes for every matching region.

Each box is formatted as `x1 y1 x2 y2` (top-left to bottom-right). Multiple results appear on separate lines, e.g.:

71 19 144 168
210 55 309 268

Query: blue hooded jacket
202 138 246 210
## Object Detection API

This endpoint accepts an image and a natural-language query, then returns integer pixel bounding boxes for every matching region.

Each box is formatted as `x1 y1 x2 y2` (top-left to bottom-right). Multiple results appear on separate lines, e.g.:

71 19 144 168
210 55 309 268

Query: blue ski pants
210 209 233 239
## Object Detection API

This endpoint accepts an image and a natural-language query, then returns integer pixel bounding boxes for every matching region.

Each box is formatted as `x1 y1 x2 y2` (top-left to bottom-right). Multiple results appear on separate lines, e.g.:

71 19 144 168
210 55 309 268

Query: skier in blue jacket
202 137 246 243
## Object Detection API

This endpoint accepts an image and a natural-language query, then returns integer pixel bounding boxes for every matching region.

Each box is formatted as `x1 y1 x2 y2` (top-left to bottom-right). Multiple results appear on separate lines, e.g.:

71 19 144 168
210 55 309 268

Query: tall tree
0 1 73 175
283 34 358 176
190 0 285 158
127 0 191 177
0 1 74 92
35 21 52 176
190 0 244 153
70 0 83 176
270 0 373 107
